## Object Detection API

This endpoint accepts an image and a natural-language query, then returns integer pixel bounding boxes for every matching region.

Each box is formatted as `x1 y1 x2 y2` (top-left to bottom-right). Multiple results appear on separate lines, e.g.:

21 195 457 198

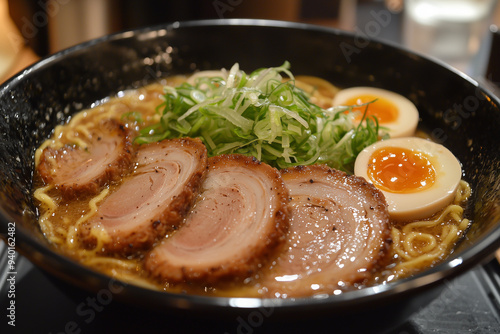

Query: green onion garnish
135 62 383 173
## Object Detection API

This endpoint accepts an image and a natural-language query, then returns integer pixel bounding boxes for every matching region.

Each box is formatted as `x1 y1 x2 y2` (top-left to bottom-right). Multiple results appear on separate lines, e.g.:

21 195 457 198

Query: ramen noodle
33 68 471 297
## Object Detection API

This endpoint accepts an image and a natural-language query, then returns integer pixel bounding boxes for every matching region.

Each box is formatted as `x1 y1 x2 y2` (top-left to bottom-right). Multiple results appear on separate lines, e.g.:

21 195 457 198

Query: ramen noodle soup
33 63 471 297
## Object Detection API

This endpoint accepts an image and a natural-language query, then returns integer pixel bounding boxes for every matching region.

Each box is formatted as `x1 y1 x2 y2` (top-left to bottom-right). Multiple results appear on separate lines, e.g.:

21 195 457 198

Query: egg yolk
367 147 436 193
345 94 399 124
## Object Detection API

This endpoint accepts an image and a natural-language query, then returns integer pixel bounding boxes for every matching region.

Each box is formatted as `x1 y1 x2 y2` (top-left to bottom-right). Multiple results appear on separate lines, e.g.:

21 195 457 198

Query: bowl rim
2 18 500 313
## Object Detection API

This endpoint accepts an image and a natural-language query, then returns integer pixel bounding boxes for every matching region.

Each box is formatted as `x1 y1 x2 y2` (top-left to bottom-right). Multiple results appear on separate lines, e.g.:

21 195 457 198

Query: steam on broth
33 64 471 297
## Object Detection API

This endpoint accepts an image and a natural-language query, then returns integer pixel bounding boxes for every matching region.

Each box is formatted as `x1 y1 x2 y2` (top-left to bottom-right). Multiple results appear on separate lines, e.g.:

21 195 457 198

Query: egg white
332 87 419 138
354 137 462 222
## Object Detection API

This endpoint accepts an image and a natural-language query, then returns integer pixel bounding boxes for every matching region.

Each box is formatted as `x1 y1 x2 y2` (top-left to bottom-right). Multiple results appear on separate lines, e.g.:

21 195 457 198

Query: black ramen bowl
1 19 500 332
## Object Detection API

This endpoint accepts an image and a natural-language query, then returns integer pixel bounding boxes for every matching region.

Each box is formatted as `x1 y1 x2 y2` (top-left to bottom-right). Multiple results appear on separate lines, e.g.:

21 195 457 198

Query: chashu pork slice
267 164 391 297
80 138 207 254
37 119 134 199
145 154 289 283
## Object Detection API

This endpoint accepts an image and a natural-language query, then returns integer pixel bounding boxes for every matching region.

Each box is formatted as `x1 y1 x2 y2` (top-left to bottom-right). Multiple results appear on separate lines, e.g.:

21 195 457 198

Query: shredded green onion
135 62 384 173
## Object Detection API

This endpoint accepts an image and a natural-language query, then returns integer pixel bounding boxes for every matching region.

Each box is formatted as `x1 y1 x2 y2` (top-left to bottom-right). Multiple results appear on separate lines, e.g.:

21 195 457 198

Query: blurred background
1 0 500 83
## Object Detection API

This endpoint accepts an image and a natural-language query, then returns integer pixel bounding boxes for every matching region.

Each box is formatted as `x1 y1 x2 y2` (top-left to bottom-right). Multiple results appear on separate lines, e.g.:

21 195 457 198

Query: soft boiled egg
332 87 419 138
354 137 462 222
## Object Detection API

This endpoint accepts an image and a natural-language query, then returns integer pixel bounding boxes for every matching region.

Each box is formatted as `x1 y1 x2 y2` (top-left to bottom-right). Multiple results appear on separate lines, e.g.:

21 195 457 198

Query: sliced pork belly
145 154 289 283
267 164 391 297
80 138 207 254
37 119 133 198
